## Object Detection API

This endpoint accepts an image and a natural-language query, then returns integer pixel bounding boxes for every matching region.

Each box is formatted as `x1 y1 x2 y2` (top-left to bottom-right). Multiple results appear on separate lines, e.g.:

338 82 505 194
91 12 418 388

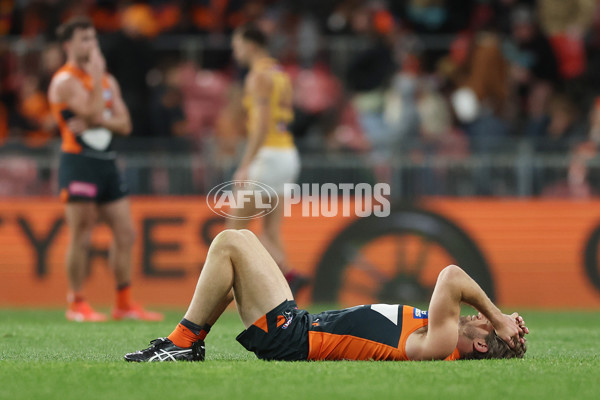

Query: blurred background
3 0 600 197
2 0 600 309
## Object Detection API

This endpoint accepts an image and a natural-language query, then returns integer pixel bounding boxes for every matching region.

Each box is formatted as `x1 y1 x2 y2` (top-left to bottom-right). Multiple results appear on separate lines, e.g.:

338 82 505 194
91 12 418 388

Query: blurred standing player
229 24 308 293
48 17 162 322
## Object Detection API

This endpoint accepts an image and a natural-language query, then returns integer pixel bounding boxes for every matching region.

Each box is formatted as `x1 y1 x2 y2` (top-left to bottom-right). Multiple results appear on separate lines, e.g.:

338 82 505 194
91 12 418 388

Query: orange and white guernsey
243 57 295 149
49 62 114 154
307 305 461 361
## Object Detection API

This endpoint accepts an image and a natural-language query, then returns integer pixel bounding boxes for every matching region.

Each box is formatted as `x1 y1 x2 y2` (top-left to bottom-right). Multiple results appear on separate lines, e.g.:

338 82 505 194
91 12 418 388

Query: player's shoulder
250 69 274 93
245 73 271 100
50 67 76 87
103 73 120 90
51 64 91 92
248 66 273 81
48 67 78 100
105 72 118 84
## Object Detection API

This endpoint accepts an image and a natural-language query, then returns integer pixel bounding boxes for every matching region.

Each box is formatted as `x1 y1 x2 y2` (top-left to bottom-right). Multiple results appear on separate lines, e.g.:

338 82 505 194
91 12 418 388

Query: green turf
1 307 599 400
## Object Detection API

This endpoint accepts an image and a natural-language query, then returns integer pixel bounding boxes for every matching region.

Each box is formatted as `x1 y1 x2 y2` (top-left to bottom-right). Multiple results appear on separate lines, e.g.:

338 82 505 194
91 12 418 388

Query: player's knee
71 233 92 249
69 228 93 249
69 217 95 238
114 225 136 248
238 229 256 239
438 265 463 280
213 229 246 250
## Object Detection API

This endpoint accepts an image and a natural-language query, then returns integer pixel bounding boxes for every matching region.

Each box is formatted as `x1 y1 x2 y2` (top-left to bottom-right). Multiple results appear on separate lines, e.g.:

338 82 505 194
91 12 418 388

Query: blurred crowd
2 0 600 196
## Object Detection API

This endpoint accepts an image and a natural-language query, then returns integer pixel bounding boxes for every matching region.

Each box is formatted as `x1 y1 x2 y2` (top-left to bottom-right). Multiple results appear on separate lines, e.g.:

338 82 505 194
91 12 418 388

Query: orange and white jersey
307 304 461 361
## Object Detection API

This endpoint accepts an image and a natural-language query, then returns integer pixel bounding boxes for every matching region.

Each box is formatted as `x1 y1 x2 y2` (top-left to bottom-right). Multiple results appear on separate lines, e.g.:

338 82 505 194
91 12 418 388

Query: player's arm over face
410 265 523 361
48 47 105 124
48 49 131 136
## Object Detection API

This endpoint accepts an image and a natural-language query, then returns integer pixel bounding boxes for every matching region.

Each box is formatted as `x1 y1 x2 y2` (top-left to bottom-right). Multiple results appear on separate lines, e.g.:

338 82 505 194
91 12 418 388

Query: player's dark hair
236 23 267 47
56 16 94 43
462 331 527 360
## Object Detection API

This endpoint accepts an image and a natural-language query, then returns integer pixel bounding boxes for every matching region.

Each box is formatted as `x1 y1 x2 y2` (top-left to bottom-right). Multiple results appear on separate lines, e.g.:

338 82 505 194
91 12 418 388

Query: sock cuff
197 323 211 341
67 292 84 303
180 318 204 335
117 283 131 292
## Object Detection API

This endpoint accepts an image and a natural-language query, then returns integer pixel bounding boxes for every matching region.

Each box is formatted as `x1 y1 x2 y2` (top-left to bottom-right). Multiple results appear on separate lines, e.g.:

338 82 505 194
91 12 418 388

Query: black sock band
180 318 204 335
117 282 130 291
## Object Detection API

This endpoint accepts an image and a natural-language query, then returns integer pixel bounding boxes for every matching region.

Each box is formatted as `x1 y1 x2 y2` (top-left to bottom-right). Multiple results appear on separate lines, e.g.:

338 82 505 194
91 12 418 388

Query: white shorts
248 147 301 194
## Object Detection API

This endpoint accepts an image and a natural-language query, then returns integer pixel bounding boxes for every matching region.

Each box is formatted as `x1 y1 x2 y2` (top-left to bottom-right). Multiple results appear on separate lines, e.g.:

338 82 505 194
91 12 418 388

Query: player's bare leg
205 289 235 326
98 198 135 286
99 197 162 321
124 229 293 362
65 203 96 293
181 222 286 330
218 202 286 323
184 229 292 328
65 203 107 321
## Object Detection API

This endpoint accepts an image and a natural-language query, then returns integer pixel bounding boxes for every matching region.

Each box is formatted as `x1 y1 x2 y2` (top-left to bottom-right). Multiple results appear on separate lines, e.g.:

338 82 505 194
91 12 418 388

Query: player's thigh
225 230 293 326
65 202 98 234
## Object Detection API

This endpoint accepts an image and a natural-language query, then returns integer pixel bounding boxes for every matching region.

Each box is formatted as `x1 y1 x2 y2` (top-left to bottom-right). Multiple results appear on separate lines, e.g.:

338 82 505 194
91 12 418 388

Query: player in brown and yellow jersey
48 17 161 322
125 229 528 362
227 24 308 294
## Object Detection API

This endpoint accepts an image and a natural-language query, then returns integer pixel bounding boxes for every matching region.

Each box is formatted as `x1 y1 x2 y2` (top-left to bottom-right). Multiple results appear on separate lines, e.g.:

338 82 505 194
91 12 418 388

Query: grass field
1 307 599 400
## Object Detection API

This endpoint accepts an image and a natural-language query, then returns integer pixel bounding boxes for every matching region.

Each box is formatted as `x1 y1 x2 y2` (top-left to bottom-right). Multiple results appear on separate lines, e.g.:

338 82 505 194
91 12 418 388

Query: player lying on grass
125 229 528 362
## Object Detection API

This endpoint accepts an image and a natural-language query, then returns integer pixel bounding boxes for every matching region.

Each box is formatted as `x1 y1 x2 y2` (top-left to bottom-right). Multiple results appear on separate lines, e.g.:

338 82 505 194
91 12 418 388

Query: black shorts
236 300 310 361
58 152 128 204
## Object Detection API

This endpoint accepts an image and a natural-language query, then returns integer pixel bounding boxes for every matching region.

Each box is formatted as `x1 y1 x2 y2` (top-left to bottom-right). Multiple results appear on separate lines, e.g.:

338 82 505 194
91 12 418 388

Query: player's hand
67 117 89 135
493 313 523 348
233 165 249 182
85 47 106 82
511 312 529 336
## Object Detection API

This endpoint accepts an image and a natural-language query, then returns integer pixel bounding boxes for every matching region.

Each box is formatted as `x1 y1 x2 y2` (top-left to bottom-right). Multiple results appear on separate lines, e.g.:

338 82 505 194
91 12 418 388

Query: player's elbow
117 121 132 136
121 120 133 135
